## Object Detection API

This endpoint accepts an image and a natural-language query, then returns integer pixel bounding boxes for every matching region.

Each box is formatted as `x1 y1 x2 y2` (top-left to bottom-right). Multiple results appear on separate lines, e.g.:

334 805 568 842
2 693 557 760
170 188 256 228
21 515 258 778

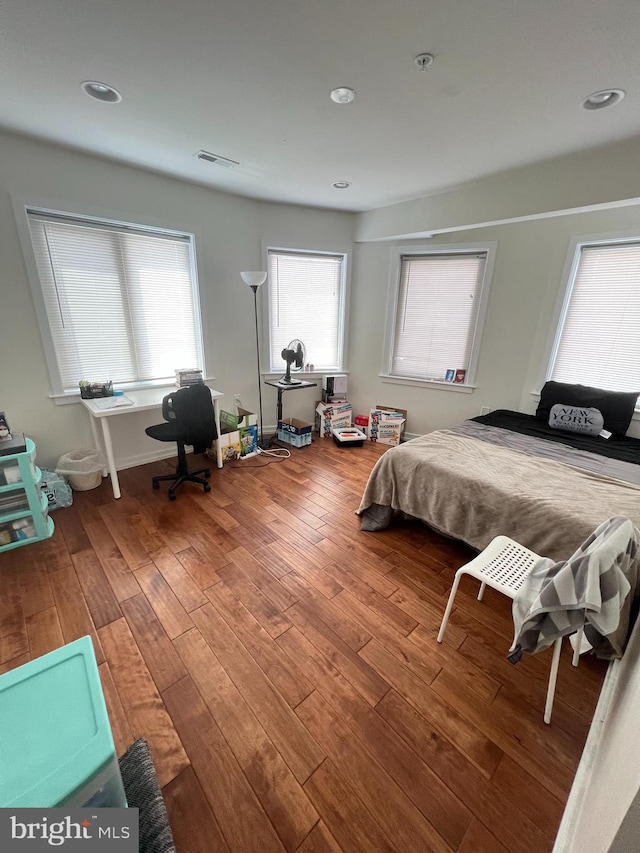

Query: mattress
356 410 640 561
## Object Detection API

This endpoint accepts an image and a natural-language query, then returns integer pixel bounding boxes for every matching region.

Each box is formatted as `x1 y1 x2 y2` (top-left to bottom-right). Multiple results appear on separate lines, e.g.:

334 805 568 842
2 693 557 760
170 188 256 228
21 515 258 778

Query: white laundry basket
56 449 105 491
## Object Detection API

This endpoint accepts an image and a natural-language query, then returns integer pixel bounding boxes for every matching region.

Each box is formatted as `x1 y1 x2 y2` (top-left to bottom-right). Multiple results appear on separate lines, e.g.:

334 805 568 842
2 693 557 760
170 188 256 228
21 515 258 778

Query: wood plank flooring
0 438 607 852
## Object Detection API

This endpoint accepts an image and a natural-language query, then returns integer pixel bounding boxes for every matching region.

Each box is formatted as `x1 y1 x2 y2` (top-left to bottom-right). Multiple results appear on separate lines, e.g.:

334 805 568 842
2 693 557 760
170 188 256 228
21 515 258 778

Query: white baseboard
115 446 178 471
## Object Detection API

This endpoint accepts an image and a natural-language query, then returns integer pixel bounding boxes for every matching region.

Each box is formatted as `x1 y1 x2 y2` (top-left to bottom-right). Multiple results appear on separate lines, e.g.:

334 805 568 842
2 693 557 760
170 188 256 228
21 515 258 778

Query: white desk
81 386 224 499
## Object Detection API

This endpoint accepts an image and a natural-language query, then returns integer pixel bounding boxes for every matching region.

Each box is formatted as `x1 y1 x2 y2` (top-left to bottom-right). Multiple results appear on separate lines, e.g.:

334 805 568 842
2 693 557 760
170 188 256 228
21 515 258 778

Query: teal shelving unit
0 438 54 553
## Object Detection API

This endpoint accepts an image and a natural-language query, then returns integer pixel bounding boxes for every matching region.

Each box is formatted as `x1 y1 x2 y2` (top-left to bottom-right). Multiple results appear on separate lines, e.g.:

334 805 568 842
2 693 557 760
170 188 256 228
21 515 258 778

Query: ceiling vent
195 150 239 168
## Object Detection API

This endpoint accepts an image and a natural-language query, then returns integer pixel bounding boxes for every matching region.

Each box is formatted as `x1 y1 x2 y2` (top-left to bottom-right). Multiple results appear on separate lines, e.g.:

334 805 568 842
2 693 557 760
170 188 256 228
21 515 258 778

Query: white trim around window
540 228 640 396
382 242 496 388
262 242 350 375
12 196 207 401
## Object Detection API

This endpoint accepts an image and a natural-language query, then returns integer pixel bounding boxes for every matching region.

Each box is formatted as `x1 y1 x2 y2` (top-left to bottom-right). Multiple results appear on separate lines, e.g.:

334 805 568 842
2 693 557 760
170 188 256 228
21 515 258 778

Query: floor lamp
241 271 268 448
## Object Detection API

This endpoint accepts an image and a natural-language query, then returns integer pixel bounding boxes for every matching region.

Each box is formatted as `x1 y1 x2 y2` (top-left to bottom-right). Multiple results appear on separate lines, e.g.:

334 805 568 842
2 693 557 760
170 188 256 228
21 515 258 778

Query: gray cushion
536 381 638 436
549 404 604 436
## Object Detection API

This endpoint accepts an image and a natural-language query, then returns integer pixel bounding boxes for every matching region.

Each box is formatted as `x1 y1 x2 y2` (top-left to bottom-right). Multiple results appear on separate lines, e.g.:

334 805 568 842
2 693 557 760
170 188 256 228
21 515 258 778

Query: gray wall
0 130 353 468
347 206 640 437
2 126 640 466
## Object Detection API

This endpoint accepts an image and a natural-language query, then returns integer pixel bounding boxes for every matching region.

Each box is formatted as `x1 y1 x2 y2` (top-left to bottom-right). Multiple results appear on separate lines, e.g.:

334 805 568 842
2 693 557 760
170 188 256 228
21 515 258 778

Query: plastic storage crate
0 636 127 808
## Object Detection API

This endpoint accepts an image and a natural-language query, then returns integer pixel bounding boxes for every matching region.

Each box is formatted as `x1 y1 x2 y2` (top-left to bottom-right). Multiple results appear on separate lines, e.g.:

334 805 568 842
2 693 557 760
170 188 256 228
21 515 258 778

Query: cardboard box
278 418 313 448
315 401 353 437
376 404 408 427
368 407 406 446
216 430 242 463
375 405 407 441
220 407 258 457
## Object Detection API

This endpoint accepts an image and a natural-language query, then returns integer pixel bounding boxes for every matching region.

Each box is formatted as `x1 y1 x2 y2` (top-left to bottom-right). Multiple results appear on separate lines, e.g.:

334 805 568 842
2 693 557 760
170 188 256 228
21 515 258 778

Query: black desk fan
281 339 306 384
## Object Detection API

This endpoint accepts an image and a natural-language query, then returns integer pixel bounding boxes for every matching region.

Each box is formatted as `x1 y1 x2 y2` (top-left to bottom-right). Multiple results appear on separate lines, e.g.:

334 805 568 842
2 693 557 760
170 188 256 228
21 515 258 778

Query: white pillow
549 404 604 436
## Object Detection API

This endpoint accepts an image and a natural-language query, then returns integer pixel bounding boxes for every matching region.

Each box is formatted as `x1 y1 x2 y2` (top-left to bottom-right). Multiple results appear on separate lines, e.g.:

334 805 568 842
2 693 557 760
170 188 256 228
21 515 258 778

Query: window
266 248 346 373
385 244 494 384
24 209 203 395
549 238 640 393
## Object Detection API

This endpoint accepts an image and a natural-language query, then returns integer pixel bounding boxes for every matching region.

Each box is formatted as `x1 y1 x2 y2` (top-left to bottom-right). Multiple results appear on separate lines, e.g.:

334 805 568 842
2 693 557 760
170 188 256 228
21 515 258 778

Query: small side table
265 379 317 424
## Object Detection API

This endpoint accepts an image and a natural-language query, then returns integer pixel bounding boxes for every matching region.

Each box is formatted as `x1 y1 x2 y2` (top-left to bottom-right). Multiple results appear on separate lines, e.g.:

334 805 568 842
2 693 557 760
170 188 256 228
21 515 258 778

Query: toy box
368 406 406 446
315 401 353 437
278 418 313 448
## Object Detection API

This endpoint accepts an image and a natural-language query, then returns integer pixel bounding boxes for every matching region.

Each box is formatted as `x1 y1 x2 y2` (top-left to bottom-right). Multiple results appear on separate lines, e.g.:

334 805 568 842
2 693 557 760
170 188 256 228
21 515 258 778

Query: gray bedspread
356 424 640 561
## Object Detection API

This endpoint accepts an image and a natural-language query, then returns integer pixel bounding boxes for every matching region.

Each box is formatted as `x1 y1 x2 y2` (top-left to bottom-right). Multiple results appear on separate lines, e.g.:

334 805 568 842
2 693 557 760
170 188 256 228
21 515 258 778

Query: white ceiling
2 0 640 213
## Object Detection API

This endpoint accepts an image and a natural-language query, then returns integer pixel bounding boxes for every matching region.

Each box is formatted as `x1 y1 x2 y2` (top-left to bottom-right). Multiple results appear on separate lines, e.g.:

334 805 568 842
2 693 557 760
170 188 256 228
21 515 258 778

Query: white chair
437 536 575 724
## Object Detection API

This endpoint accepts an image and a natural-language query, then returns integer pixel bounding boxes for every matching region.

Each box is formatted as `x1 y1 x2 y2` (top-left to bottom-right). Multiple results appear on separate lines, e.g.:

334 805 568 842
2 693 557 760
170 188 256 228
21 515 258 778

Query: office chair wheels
152 479 159 490
204 483 211 492
204 469 211 478
168 492 177 501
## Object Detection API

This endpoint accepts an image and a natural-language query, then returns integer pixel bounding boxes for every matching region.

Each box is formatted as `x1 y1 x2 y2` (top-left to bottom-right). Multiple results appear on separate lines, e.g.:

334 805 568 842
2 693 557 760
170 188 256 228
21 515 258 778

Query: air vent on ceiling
195 150 239 168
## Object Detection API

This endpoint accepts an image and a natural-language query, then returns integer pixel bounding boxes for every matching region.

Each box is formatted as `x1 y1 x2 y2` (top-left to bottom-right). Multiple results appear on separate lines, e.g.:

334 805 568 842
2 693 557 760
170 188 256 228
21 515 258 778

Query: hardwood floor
0 438 606 852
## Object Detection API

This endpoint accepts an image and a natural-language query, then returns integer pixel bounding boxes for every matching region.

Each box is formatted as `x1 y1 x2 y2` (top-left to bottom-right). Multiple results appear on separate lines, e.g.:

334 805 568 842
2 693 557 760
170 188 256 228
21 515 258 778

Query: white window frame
381 242 496 390
12 197 207 403
541 228 640 406
262 242 350 376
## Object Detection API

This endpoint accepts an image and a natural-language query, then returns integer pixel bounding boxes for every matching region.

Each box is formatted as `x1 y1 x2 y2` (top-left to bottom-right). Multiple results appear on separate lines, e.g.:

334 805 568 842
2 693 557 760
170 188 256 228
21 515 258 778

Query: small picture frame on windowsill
454 369 466 384
444 369 456 383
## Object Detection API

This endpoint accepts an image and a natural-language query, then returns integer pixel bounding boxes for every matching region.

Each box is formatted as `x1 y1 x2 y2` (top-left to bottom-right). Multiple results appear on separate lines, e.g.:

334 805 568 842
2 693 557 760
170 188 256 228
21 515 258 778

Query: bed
357 385 640 561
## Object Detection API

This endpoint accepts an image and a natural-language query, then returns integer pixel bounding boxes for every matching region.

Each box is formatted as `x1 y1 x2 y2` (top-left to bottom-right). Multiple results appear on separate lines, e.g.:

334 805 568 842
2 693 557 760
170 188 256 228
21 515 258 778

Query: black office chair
145 383 218 500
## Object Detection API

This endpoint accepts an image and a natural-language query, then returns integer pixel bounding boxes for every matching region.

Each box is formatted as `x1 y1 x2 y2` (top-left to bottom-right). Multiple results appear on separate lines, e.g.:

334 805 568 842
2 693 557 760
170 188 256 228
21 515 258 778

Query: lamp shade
240 271 267 288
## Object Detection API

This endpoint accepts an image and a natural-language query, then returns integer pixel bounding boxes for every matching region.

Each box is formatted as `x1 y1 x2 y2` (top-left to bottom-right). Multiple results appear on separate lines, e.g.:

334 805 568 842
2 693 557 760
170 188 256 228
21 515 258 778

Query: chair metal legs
437 570 464 643
544 638 563 724
437 565 564 725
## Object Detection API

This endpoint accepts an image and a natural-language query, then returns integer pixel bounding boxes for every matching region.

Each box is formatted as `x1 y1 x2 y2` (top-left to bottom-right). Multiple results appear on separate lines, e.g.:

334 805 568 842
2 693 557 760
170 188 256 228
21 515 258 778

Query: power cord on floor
257 445 291 459
206 443 290 467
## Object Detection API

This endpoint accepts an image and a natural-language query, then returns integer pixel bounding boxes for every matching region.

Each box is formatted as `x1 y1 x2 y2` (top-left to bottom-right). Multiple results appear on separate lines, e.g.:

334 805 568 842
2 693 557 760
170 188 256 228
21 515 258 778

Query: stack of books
175 368 204 387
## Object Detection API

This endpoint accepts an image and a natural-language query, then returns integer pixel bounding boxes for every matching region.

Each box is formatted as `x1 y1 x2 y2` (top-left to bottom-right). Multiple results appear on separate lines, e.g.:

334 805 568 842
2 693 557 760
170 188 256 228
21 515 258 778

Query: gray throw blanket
357 429 640 562
509 516 640 663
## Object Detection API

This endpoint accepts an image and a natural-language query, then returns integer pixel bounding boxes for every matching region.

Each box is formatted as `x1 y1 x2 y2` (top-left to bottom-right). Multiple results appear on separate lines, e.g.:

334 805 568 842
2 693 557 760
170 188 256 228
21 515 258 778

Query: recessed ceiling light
330 87 356 104
332 181 351 189
81 81 122 103
582 89 625 110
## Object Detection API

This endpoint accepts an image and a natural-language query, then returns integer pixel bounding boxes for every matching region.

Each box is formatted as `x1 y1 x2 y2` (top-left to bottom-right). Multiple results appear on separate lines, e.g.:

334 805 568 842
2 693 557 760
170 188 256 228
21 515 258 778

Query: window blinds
551 243 640 393
27 211 202 393
391 253 486 381
267 249 344 372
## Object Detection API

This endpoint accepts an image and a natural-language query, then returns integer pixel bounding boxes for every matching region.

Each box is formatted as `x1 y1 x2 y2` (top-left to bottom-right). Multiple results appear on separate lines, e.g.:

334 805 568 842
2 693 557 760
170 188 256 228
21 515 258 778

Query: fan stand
281 355 302 385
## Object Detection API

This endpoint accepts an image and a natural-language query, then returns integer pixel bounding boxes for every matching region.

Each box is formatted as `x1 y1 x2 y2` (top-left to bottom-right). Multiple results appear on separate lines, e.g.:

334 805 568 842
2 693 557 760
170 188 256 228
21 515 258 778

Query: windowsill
50 377 216 406
380 374 475 393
